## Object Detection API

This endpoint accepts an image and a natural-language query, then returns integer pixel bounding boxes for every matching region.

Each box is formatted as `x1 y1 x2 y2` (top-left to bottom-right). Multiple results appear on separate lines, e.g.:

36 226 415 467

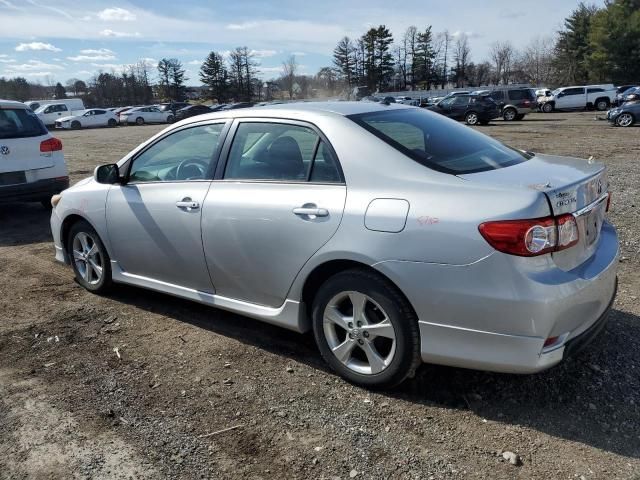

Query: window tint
587 88 604 93
490 90 504 101
507 89 529 100
453 96 469 105
564 88 584 96
128 123 225 183
439 97 455 107
349 109 529 174
0 108 47 139
310 142 341 183
224 122 318 181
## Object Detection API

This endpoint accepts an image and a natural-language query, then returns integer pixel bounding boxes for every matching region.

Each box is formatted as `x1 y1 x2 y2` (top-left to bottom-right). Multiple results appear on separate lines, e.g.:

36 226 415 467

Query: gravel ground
0 112 639 480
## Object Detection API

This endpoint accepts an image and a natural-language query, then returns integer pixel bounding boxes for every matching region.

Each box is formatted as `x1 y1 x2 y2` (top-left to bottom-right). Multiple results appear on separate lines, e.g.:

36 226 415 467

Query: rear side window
587 88 604 93
348 109 528 174
0 108 47 139
507 89 532 100
489 91 504 101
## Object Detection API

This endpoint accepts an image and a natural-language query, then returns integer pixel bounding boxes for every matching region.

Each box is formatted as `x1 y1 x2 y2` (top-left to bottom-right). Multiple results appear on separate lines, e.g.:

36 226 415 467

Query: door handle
293 206 329 217
176 198 200 210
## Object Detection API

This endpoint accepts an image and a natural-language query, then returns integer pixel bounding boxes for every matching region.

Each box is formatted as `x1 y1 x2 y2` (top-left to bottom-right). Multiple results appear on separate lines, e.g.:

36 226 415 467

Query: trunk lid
458 153 609 270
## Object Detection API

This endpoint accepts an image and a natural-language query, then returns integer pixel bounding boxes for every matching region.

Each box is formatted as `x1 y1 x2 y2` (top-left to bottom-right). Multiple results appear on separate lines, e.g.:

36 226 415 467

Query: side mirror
94 164 120 184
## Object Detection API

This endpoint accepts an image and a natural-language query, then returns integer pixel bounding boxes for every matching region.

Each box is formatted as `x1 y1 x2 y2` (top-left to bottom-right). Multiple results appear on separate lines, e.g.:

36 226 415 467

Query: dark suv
428 94 500 125
485 87 537 121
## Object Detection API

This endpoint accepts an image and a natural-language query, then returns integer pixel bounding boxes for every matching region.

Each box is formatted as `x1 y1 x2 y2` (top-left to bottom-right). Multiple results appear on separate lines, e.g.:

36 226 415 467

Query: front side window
349 108 529 174
224 122 318 181
128 123 225 183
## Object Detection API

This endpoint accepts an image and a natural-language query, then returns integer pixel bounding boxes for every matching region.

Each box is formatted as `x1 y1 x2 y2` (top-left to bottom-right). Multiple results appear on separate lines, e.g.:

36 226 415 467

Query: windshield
348 108 529 174
0 108 48 139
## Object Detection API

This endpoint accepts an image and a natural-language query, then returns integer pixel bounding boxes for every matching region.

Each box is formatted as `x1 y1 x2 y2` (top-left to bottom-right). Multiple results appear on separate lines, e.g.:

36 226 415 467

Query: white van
34 99 86 125
26 98 84 112
0 99 68 207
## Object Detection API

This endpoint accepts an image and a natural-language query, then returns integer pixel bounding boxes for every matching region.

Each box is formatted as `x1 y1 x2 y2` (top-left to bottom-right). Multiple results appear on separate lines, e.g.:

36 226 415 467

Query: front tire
465 111 479 125
71 120 81 129
167 115 175 123
503 107 517 121
616 112 635 127
67 220 112 293
542 102 553 113
107 118 117 127
311 269 420 388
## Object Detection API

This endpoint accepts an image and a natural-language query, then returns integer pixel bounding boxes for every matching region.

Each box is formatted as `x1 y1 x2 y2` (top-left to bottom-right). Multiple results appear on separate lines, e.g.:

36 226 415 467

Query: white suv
0 99 68 207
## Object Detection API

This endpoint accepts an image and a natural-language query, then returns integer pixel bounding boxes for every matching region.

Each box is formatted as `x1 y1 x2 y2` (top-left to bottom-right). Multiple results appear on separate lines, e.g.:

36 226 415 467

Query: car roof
0 99 29 109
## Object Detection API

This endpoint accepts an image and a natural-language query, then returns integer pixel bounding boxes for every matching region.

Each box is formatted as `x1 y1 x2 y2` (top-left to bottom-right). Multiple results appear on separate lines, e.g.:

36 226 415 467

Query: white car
0 99 68 207
539 85 617 112
120 106 174 125
55 109 118 129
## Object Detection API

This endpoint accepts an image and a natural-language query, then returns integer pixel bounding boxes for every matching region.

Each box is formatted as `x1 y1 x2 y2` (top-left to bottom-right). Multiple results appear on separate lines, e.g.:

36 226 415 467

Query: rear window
0 108 48 139
348 108 529 174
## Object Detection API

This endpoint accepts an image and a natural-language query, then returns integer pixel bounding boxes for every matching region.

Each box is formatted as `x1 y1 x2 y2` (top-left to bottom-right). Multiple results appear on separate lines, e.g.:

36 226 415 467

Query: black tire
135 117 144 125
311 269 420 389
67 220 112 294
107 118 117 127
71 120 81 129
542 102 553 113
503 107 517 121
465 111 479 125
595 98 609 111
167 115 175 123
616 112 635 127
515 114 525 120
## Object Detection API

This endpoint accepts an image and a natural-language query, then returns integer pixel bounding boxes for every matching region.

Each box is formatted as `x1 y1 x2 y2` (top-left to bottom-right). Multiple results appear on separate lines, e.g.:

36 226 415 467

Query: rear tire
67 220 112 294
465 111 479 125
542 103 553 113
135 117 144 125
503 107 517 121
595 98 609 111
107 118 117 127
311 269 420 389
167 115 175 123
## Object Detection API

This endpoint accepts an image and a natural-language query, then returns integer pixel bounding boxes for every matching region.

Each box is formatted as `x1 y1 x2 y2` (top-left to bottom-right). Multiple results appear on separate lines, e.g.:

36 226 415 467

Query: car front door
105 121 228 291
201 119 346 307
434 97 455 118
449 95 470 119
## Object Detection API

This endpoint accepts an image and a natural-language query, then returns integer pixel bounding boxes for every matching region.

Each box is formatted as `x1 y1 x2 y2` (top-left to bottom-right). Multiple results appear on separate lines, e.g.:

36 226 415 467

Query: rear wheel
311 269 420 388
542 103 553 113
107 118 117 127
595 98 610 111
67 221 112 293
465 111 479 125
503 107 517 121
616 112 634 127
135 117 145 125
167 115 175 123
71 120 81 129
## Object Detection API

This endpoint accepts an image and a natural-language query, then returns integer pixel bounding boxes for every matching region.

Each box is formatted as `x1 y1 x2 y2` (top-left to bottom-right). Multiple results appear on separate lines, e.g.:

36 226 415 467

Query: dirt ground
0 112 639 480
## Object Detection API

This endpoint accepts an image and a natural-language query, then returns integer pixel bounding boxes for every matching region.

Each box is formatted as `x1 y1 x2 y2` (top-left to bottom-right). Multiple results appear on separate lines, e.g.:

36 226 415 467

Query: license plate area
0 171 26 186
578 198 606 247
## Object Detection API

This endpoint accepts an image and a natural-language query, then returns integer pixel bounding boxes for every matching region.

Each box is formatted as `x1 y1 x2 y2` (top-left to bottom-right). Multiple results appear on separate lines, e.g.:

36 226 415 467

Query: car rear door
105 121 228 291
450 95 470 119
201 119 346 307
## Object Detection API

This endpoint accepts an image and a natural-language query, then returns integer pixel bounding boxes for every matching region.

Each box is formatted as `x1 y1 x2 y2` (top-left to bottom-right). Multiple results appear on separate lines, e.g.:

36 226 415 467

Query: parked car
0 99 68 207
485 87 537 121
209 104 228 112
48 102 618 388
607 101 640 127
395 96 418 106
174 104 214 121
538 85 616 112
617 86 640 105
613 85 637 105
54 109 118 129
158 102 190 115
35 100 86 126
221 102 255 110
535 89 552 98
427 94 500 125
119 106 174 125
26 98 84 113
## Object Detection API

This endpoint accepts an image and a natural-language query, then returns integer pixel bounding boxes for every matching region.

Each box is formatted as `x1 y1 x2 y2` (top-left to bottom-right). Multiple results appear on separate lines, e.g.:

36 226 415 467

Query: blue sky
0 0 598 85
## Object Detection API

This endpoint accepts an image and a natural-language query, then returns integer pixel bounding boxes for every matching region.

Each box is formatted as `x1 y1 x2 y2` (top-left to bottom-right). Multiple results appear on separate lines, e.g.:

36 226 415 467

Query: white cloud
68 48 116 62
451 30 481 39
99 29 141 38
291 51 307 56
15 42 62 52
187 60 202 65
226 21 259 30
97 7 136 21
250 49 277 58
259 67 283 74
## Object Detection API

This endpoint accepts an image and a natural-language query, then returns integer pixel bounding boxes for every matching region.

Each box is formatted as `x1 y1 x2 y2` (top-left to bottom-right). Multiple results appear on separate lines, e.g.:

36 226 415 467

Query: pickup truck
538 85 616 112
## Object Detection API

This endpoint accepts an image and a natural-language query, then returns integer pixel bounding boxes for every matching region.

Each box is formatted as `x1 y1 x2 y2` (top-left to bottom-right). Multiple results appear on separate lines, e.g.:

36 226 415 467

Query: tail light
40 137 63 152
479 214 579 257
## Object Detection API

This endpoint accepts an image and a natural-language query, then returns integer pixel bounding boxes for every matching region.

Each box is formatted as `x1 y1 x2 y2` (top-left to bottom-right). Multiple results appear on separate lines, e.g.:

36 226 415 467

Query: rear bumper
376 222 619 373
0 177 69 203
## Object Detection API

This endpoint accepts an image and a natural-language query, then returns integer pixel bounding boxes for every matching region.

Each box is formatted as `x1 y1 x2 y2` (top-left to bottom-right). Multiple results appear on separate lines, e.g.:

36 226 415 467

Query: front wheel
71 120 81 129
616 113 635 127
67 221 112 293
465 111 479 125
542 103 553 113
107 118 117 127
311 269 420 388
167 115 175 123
503 108 517 121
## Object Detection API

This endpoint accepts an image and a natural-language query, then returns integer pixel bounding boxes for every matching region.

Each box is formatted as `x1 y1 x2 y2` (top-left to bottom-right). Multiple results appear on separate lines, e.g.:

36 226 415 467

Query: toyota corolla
50 102 618 388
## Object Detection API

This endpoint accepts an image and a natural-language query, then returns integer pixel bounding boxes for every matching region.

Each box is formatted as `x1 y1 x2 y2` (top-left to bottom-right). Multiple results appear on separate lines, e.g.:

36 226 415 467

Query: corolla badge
0 145 9 155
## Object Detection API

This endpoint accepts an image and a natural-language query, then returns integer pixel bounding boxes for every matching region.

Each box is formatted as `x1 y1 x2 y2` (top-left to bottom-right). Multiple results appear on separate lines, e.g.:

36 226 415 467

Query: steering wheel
176 158 209 180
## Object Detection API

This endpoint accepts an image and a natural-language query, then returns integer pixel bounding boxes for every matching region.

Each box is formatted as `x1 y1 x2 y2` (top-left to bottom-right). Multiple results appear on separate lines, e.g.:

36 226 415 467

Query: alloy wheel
72 232 103 285
323 291 397 375
466 113 478 125
503 108 516 121
617 113 634 127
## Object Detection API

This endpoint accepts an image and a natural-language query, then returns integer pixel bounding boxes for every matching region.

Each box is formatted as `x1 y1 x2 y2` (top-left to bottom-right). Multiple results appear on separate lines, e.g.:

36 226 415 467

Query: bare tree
404 26 418 88
281 55 298 99
453 34 472 87
517 35 554 86
490 41 515 84
438 30 452 88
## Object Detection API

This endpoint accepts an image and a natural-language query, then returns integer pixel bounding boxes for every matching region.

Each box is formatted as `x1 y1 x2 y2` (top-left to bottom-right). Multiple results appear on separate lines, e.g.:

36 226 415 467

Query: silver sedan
50 102 619 388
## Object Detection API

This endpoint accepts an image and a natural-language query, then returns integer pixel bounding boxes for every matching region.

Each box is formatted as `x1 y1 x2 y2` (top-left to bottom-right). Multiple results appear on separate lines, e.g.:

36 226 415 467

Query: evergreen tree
333 36 356 88
200 51 229 101
553 3 598 84
54 82 66 99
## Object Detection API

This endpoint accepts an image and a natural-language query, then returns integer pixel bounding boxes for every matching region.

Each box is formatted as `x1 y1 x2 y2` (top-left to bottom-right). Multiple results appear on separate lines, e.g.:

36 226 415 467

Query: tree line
1 0 638 105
